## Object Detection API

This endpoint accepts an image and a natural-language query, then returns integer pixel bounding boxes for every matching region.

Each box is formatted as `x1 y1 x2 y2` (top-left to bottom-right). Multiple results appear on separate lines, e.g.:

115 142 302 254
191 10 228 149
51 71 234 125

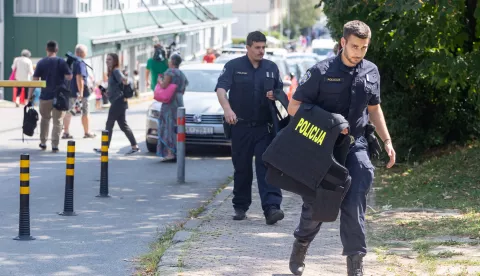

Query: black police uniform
215 55 283 216
292 53 380 256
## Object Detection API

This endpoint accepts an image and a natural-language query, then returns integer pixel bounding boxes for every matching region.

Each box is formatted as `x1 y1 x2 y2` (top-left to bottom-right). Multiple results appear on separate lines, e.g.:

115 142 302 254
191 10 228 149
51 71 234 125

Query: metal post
97 131 110 197
14 154 35 241
177 107 186 184
59 141 77 216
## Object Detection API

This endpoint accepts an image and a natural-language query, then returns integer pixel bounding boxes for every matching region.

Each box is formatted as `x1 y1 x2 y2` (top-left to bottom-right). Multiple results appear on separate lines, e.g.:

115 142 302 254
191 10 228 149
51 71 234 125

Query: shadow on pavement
0 142 233 275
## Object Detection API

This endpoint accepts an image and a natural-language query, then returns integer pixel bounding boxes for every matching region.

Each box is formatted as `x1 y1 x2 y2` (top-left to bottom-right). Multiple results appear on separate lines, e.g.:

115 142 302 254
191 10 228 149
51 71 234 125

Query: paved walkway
158 182 383 276
0 101 24 133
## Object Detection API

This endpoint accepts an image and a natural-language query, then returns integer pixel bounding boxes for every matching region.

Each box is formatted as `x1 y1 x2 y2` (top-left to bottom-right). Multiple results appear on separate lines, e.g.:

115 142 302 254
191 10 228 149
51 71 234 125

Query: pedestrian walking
11 49 34 107
215 31 284 225
26 41 72 153
94 53 140 155
286 20 397 276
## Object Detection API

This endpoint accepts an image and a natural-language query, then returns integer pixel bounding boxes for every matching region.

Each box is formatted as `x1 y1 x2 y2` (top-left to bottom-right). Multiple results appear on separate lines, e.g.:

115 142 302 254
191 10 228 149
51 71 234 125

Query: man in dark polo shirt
27 40 72 152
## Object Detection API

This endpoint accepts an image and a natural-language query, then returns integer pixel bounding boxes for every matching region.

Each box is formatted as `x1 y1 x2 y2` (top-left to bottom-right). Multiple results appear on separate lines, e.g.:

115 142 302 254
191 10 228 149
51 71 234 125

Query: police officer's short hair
246 31 267 46
343 20 371 40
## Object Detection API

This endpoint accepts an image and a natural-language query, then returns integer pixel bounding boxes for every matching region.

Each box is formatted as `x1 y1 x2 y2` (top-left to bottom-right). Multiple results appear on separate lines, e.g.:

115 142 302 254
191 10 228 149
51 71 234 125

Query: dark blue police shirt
70 59 89 98
293 54 381 137
215 55 283 123
33 57 72 101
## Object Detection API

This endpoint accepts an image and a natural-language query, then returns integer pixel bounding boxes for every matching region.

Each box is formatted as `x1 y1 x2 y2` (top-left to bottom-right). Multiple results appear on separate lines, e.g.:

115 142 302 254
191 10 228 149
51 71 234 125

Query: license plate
186 126 214 135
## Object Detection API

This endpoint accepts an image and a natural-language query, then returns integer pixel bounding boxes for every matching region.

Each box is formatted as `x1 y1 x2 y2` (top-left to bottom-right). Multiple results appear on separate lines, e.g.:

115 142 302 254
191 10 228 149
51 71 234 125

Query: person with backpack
62 44 96 140
145 44 168 92
27 40 72 153
94 53 139 155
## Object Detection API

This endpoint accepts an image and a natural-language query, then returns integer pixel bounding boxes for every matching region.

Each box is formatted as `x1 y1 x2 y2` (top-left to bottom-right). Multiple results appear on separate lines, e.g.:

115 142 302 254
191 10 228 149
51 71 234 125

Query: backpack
51 58 72 111
22 104 39 139
53 83 72 111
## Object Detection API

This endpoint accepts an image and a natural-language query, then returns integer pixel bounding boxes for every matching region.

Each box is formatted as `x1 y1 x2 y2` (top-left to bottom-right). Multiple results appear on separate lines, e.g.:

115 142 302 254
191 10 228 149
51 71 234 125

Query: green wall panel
3 0 78 100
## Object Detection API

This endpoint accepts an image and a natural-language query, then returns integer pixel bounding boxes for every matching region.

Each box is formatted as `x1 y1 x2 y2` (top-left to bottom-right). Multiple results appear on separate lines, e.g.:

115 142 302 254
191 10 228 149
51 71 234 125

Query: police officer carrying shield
287 21 396 275
215 31 285 225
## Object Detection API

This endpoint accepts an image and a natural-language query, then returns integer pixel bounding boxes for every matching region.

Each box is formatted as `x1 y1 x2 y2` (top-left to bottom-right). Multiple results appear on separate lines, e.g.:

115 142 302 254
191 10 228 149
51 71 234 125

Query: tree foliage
285 0 320 37
322 0 480 160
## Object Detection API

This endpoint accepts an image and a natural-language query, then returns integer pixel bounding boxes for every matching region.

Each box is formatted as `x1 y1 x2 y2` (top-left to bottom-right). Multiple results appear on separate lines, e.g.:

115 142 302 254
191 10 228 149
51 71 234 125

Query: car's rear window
183 69 222 92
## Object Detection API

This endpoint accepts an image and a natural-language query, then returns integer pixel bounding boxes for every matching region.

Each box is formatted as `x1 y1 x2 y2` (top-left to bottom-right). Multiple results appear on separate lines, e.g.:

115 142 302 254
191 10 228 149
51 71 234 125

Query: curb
156 180 234 274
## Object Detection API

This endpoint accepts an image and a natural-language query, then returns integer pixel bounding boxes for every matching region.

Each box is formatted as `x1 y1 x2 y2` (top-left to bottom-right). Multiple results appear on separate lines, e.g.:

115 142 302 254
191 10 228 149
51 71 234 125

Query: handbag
9 68 16 80
154 82 177 103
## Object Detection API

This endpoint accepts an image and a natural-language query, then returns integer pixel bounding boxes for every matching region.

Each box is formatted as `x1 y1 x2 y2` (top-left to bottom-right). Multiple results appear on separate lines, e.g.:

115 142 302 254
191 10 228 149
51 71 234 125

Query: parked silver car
145 63 230 152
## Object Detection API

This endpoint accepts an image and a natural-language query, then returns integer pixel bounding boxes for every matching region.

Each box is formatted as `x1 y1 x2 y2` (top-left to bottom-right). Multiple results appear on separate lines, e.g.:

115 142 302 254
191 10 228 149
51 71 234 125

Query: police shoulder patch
220 67 226 76
299 70 312 86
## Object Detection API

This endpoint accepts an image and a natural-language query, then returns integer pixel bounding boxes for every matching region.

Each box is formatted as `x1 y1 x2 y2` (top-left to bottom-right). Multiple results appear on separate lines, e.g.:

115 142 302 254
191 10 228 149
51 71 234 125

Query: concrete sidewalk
158 181 385 276
0 101 24 133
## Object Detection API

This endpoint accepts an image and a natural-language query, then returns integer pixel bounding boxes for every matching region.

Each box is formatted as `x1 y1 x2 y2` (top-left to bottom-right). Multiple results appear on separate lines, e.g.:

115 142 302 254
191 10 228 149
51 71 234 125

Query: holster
365 123 382 159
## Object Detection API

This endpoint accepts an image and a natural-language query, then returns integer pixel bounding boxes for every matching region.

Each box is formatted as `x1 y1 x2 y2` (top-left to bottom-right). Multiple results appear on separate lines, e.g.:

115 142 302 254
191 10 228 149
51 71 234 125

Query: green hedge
323 1 480 160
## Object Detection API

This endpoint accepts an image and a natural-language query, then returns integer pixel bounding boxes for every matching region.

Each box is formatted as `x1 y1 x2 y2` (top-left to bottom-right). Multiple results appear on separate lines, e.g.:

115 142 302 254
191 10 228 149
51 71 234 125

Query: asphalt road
0 101 233 276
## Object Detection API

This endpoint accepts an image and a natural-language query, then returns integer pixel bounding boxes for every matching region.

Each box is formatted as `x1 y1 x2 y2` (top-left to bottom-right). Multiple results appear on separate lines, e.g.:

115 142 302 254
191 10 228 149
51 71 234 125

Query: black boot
233 209 246 220
265 207 284 225
347 254 364 276
289 239 310 275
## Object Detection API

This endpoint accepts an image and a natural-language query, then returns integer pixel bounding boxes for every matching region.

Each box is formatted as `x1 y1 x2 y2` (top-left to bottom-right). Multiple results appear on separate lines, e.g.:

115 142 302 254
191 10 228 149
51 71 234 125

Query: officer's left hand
266 90 275 101
385 143 396 169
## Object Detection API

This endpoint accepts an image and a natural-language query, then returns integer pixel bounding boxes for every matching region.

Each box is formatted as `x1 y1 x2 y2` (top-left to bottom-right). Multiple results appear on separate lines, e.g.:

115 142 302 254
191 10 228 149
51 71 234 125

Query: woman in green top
145 44 169 91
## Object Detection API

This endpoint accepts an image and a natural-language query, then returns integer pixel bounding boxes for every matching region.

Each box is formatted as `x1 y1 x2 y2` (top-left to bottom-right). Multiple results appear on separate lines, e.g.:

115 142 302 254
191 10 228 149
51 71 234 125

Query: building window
15 0 37 14
104 0 121 10
77 0 91 13
39 0 60 13
64 0 75 14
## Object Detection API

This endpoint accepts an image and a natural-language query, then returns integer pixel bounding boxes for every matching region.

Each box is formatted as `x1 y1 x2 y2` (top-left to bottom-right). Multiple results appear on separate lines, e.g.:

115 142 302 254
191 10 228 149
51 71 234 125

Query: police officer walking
286 20 396 275
215 31 285 225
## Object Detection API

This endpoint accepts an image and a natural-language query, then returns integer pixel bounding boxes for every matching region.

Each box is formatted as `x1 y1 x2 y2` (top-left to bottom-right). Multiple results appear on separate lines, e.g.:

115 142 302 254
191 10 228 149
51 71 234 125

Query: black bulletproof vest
262 103 352 222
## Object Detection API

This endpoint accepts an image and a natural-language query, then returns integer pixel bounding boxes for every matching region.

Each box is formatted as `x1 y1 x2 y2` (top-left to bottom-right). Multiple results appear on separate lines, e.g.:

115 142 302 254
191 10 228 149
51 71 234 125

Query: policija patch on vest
294 118 327 145
299 70 312 86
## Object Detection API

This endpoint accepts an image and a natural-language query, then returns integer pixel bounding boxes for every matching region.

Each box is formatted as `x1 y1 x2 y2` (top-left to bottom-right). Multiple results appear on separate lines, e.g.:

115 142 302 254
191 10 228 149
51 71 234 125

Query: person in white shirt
11 49 34 107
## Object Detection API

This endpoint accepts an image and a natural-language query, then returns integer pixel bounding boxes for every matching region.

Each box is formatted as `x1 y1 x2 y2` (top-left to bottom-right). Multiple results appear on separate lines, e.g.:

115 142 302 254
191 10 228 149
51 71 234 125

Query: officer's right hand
341 128 349 135
224 108 237 125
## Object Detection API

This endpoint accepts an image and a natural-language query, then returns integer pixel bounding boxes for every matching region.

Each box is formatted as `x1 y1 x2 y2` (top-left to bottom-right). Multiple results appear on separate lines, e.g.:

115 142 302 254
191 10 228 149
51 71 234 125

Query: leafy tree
320 0 480 160
284 0 320 38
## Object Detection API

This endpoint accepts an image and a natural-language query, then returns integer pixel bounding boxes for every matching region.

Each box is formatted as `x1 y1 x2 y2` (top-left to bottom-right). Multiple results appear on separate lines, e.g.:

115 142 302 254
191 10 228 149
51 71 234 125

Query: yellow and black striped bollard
14 154 35 241
59 141 77 216
97 130 110 198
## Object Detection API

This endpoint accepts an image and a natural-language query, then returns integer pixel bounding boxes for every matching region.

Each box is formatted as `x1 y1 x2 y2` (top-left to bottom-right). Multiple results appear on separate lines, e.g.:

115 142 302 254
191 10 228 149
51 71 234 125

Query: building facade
2 0 235 100
231 0 287 39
